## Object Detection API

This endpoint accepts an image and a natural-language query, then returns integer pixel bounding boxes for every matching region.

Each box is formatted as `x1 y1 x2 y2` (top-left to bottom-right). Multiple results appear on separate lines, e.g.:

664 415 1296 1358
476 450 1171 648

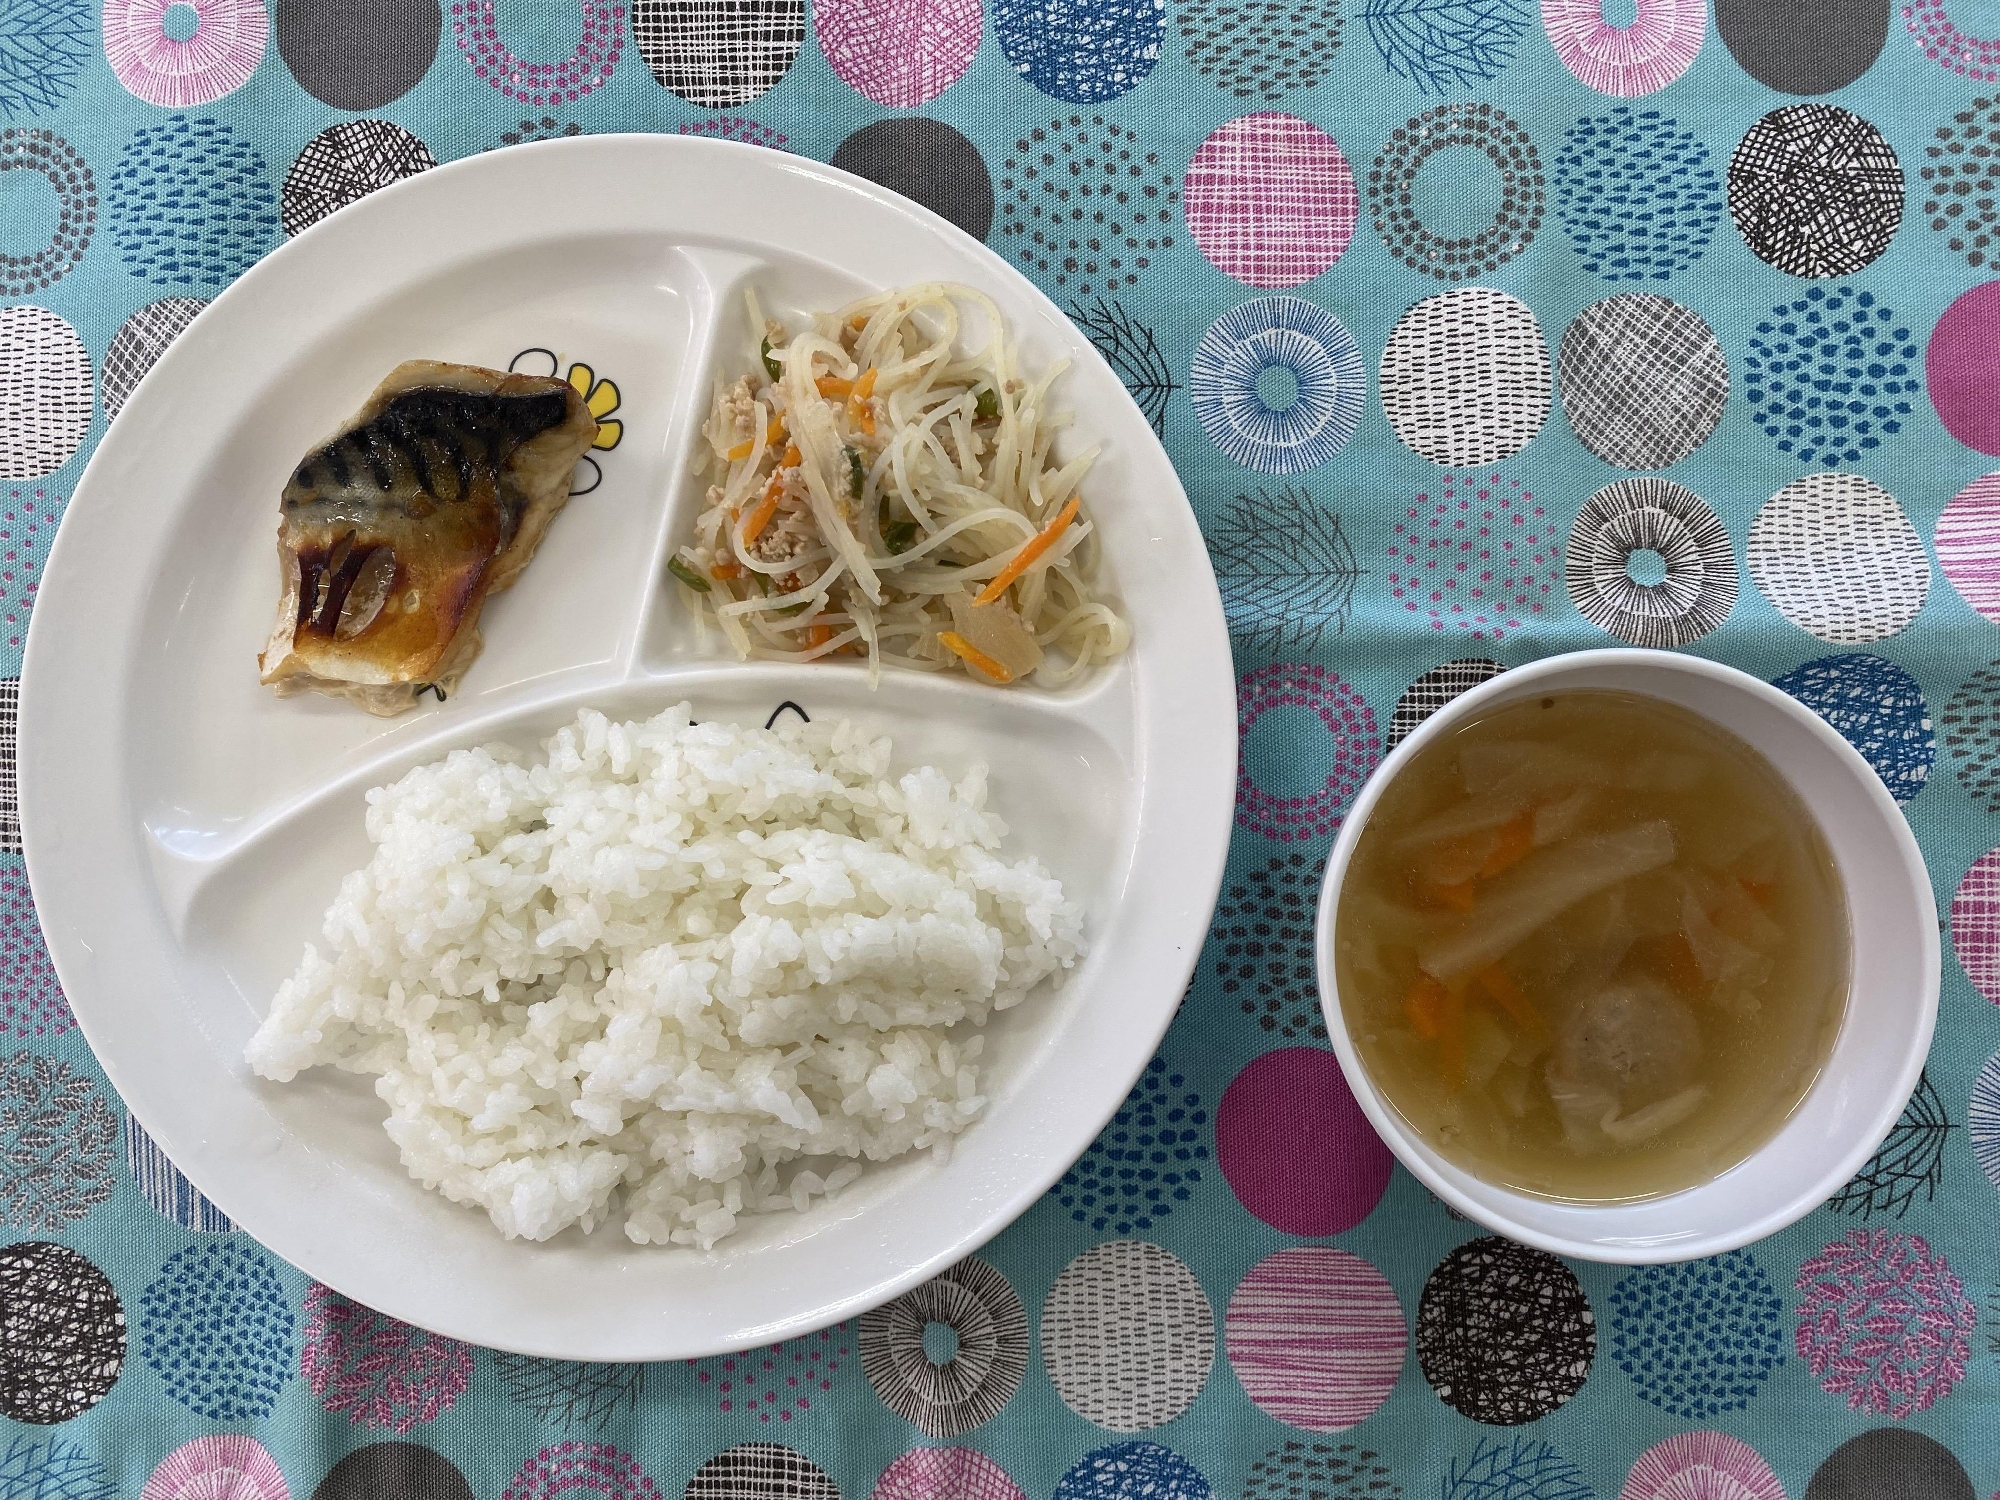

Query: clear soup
1334 689 1849 1201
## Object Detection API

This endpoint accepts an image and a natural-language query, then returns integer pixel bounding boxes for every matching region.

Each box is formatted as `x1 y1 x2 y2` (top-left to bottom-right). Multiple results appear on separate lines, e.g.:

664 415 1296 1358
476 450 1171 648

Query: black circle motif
1416 1237 1595 1425
1211 852 1325 1042
1179 0 1341 100
1371 104 1543 282
1245 1441 1401 1500
1921 96 2000 270
1566 478 1736 648
1558 294 1727 471
102 297 206 421
276 0 443 111
312 1442 476 1500
1942 663 2000 812
998 115 1178 296
634 0 804 107
859 1256 1027 1438
1729 105 1903 278
832 118 993 241
498 116 585 148
1389 659 1505 750
0 1241 124 1425
283 120 437 237
1804 1430 1974 1500
684 1443 841 1500
0 129 95 298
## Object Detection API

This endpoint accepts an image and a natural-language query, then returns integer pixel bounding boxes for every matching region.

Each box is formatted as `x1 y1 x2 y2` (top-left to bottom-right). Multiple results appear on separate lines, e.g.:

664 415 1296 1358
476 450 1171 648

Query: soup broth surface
1335 689 1848 1201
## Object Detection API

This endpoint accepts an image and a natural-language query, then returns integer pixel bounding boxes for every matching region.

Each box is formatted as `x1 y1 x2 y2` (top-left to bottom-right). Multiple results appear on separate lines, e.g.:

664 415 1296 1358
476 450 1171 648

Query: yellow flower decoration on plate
567 362 622 450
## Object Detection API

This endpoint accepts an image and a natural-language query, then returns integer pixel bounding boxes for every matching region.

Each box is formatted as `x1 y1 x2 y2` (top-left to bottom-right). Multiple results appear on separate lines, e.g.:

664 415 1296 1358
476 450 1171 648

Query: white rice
245 704 1084 1248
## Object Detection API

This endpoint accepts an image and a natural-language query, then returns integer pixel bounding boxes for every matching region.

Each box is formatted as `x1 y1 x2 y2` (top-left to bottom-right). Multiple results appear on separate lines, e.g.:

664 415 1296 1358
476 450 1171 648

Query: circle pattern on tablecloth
1186 113 1356 287
108 116 278 288
1369 104 1542 281
494 1355 646 1426
1621 1432 1786 1500
282 120 435 236
125 1111 233 1232
0 130 92 297
1445 1439 1590 1500
0 862 68 1034
1055 1444 1209 1500
1235 663 1379 840
1226 1247 1406 1432
1361 0 1530 92
276 0 442 109
0 0 92 117
995 0 1161 101
312 1443 476 1500
1744 286 1919 467
1969 1049 2000 1185
1179 0 1340 99
1558 295 1726 469
101 298 205 421
1952 848 2000 1002
139 1240 293 1420
1941 662 2000 810
835 118 992 241
1717 0 1887 92
1245 1443 1401 1500
679 116 788 149
1389 659 1505 748
144 1435 290 1500
1542 0 1702 95
1920 96 2000 269
454 0 623 104
1905 1 2000 83
0 306 89 482
998 115 1177 292
1608 1252 1785 1420
104 0 266 106
504 1444 662 1500
1211 852 1324 1041
1041 1241 1212 1431
302 1282 472 1432
1567 478 1736 648
1381 289 1551 466
0 1241 124 1424
862 1259 1023 1437
1417 1238 1594 1425
1804 1430 1973 1500
0 1050 114 1233
1210 485 1361 650
1927 280 2000 456
684 1444 840 1500
692 1322 848 1423
874 1449 1024 1500
1747 474 1929 643
1218 1049 1390 1234
1056 1054 1209 1232
1936 475 2000 625
1555 109 1720 282
1190 297 1363 471
1795 1229 1973 1417
817 0 979 105
1386 471 1558 641
1728 106 1903 278
1772 654 1934 803
635 0 793 105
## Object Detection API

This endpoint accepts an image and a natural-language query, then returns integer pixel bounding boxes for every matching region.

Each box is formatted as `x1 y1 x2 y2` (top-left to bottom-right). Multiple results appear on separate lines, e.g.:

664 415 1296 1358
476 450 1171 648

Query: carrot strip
766 418 786 444
816 375 853 399
782 445 802 467
1437 984 1466 1089
805 623 834 649
1405 973 1448 1040
1739 878 1777 908
938 631 1014 683
974 496 1081 606
743 474 784 545
725 439 754 461
710 560 741 581
1639 931 1705 997
848 314 869 330
1475 963 1546 1038
1421 878 1477 913
1479 809 1536 877
854 368 877 399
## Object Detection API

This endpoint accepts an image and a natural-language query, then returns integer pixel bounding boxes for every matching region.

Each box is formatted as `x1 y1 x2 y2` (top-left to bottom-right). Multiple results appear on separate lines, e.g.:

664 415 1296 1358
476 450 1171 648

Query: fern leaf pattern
1361 0 1532 92
1441 1438 1592 1500
1069 299 1179 436
1827 1067 1951 1218
1210 487 1361 651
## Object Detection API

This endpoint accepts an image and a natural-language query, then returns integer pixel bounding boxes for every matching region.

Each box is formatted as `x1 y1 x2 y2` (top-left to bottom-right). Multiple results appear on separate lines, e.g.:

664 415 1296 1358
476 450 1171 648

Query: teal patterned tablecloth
5 0 2000 1495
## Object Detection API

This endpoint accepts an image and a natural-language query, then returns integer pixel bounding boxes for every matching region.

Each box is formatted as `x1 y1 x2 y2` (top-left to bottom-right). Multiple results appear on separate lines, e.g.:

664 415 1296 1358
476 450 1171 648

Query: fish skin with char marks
258 360 599 715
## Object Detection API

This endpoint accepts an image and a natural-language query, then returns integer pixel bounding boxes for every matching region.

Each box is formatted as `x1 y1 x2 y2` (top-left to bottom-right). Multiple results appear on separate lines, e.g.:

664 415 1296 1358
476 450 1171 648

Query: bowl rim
1314 646 1940 1263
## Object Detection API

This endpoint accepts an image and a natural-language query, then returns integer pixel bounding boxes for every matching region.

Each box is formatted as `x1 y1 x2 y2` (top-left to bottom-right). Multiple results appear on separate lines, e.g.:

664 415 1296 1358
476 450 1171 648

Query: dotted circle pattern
453 0 624 104
998 115 1178 295
1235 663 1380 840
1370 103 1543 280
1055 1054 1210 1233
1210 852 1324 1041
1041 1241 1214 1431
138 1240 294 1420
1554 109 1720 282
1608 1252 1785 1419
1743 286 1920 468
1921 97 2000 269
0 130 93 297
107 115 279 289
1904 1 2000 83
1385 472 1558 641
1179 0 1340 99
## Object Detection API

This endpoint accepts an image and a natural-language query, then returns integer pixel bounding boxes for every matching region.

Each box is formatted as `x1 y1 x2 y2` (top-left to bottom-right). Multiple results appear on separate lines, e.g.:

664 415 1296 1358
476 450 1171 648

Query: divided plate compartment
22 139 1230 1359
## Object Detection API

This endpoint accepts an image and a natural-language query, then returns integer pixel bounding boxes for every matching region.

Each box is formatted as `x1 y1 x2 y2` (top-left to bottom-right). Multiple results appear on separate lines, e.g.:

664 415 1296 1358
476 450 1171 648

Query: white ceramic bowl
1315 648 1938 1263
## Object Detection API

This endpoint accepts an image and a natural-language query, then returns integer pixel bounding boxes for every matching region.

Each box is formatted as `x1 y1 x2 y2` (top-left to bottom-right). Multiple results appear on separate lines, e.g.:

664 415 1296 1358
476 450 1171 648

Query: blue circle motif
1771 654 1934 805
1191 297 1365 474
1743 285 1921 469
1054 1055 1209 1234
0 0 92 119
124 1112 233 1233
1057 1443 1212 1500
1361 0 1531 92
1969 1051 2000 1192
995 0 1163 101
1608 1250 1785 1419
107 116 280 290
139 1240 294 1419
1555 109 1721 282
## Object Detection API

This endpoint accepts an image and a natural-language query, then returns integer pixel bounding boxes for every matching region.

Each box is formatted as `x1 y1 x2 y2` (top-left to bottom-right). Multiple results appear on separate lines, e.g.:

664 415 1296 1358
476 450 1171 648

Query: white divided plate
18 136 1234 1360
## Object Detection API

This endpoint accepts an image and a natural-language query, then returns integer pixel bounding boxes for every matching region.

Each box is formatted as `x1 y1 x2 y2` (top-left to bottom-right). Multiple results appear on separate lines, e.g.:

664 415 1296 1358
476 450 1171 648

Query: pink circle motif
1904 1 2000 80
143 1435 291 1500
1226 1247 1406 1432
1934 472 2000 623
1952 848 2000 1003
0 488 53 659
453 0 625 104
872 1448 1026 1500
1186 113 1357 288
301 1282 473 1432
104 0 266 106
0 859 71 1039
1794 1229 1975 1418
691 1321 851 1421
1235 663 1380 842
1541 0 1704 96
1386 471 1557 641
504 1443 663 1500
1929 282 2000 456
1217 1048 1391 1236
680 117 791 150
817 0 981 106
1621 1433 1786 1500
